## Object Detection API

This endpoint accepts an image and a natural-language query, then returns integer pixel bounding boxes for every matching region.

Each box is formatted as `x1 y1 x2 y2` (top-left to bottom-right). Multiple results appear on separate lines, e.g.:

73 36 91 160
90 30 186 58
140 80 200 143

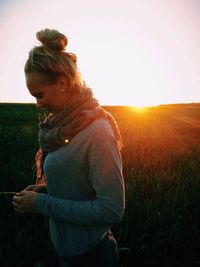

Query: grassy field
1 103 200 267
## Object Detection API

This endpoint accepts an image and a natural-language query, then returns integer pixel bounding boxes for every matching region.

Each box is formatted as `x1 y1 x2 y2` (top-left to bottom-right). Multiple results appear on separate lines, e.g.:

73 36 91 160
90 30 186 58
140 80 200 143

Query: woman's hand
24 184 47 193
12 191 38 213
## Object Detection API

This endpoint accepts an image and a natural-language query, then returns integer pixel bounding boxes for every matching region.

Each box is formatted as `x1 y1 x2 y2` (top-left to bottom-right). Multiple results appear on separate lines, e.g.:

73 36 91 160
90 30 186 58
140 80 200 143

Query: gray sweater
36 118 125 257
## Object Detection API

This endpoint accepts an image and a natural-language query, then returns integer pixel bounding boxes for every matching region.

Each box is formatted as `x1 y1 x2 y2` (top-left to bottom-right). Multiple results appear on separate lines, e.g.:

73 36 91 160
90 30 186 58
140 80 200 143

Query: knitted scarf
34 87 123 185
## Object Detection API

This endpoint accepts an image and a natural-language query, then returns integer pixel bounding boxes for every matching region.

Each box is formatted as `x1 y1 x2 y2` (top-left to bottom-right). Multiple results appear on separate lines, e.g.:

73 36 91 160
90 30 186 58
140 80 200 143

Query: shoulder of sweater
77 118 115 145
87 118 114 137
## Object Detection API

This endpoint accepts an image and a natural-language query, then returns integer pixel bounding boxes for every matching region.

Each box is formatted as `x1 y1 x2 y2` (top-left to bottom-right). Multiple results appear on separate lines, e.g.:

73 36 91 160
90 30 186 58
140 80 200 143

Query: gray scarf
39 87 122 152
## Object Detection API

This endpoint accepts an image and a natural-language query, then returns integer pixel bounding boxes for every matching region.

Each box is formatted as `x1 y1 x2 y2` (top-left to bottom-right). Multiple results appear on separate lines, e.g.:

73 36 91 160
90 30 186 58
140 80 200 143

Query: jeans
58 230 118 267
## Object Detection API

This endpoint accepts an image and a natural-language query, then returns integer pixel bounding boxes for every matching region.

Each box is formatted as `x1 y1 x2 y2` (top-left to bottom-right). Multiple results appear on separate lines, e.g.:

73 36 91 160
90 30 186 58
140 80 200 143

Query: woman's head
25 28 82 87
25 29 84 114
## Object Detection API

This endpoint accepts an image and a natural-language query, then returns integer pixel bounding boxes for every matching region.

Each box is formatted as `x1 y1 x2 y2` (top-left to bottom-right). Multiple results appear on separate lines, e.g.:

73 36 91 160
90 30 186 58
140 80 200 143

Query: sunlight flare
129 106 149 114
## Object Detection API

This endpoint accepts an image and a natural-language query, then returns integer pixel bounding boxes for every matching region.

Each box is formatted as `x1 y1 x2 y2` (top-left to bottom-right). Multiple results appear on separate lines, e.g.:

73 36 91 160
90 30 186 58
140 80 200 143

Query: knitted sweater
36 118 125 257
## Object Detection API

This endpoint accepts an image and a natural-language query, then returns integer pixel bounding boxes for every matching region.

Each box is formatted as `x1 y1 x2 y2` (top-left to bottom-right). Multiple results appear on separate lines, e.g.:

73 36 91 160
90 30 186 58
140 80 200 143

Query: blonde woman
13 29 125 267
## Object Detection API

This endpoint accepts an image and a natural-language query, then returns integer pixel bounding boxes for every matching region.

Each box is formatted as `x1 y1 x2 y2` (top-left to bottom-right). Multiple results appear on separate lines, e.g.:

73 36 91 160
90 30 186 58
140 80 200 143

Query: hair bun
36 28 68 51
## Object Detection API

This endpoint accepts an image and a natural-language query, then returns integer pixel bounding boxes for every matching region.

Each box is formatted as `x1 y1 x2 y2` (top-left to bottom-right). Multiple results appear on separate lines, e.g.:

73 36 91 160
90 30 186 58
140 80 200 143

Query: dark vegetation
1 103 200 267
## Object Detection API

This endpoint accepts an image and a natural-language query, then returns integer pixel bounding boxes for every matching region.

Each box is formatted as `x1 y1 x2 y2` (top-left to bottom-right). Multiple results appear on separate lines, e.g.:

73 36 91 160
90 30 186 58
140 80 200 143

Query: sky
0 0 200 107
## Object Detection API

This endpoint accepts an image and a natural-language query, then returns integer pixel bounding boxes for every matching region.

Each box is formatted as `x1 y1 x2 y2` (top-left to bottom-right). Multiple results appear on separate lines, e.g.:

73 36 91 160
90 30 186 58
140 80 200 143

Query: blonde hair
24 28 84 91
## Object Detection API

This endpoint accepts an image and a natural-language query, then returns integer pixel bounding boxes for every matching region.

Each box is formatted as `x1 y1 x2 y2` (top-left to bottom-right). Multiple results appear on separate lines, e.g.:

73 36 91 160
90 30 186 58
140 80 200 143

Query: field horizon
1 101 200 107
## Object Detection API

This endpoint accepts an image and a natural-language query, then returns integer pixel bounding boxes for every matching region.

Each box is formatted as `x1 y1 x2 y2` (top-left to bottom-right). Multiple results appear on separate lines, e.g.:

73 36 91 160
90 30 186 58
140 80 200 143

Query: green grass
1 103 200 266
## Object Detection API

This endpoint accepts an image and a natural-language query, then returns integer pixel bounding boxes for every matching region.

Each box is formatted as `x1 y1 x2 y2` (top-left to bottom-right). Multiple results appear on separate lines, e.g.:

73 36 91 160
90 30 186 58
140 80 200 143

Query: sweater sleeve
36 123 125 226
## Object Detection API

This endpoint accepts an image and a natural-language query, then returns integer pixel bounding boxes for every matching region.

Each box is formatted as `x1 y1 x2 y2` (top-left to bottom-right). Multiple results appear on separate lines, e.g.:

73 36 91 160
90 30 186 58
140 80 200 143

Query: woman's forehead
26 72 45 83
25 72 51 89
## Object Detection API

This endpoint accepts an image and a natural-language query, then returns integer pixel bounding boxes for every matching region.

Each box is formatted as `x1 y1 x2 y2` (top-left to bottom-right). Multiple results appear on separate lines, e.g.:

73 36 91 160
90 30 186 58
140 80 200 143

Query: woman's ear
57 76 68 91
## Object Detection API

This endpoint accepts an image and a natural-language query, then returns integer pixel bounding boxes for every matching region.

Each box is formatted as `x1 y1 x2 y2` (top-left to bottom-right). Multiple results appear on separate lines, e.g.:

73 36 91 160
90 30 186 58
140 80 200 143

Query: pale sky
0 0 200 106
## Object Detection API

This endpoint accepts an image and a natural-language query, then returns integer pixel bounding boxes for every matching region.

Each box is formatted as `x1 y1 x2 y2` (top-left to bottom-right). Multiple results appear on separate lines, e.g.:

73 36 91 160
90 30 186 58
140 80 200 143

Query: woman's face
26 72 69 115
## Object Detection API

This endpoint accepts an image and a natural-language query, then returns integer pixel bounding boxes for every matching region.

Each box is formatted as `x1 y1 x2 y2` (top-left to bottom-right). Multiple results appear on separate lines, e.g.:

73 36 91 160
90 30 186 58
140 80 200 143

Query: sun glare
129 106 149 114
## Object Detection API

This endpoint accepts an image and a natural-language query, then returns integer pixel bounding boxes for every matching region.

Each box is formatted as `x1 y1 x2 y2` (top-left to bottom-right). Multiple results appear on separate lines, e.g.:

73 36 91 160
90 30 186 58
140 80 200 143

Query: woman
13 28 125 267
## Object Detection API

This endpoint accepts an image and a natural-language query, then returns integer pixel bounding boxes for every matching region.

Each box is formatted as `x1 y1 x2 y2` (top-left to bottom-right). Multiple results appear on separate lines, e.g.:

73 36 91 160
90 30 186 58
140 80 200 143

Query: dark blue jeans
58 230 118 267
